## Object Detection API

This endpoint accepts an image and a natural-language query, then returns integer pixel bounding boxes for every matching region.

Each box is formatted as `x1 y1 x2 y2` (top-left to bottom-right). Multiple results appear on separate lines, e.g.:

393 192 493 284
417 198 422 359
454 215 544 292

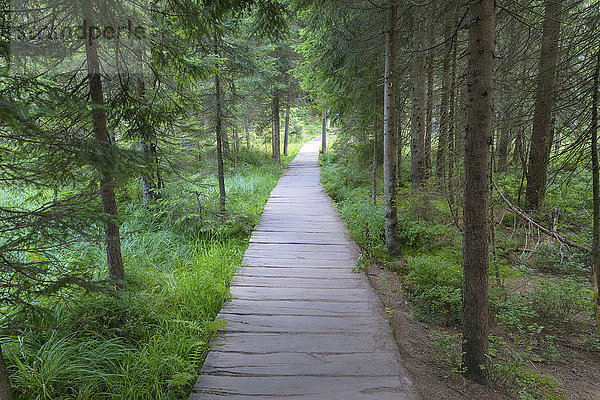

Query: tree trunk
425 19 434 179
0 345 11 400
447 32 458 204
245 117 251 150
321 109 327 154
84 16 125 286
410 2 427 190
591 49 600 332
436 15 452 183
397 113 403 186
383 0 402 258
272 94 281 164
525 0 562 211
214 32 226 215
462 0 494 384
284 104 290 156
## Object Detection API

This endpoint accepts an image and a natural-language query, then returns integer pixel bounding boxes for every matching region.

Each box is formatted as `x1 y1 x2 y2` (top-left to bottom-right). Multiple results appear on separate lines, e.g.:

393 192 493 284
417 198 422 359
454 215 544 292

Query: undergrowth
2 138 309 399
320 139 593 400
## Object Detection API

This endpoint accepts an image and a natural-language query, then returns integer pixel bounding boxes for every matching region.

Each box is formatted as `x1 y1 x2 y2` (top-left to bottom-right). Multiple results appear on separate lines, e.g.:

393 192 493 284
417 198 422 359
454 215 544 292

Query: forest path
189 137 416 400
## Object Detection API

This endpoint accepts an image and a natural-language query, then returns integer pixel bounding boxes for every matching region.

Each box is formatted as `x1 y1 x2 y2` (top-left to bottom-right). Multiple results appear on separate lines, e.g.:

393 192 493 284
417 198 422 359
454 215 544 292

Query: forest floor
366 261 600 400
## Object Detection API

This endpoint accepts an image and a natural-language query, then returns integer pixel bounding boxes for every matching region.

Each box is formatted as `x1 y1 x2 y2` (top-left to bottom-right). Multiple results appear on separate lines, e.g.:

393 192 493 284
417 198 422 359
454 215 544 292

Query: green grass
2 134 311 399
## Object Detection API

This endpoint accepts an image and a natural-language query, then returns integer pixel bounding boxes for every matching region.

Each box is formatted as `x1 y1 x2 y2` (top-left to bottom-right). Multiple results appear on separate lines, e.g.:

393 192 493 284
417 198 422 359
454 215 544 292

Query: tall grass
2 136 309 399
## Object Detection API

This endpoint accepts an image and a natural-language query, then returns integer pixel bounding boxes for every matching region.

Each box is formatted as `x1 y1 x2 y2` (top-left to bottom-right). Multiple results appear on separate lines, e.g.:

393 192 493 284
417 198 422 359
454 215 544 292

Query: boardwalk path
190 137 416 400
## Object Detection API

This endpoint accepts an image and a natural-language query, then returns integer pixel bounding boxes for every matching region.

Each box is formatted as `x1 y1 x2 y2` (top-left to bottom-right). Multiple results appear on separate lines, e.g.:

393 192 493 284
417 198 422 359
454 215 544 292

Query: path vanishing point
190 137 416 399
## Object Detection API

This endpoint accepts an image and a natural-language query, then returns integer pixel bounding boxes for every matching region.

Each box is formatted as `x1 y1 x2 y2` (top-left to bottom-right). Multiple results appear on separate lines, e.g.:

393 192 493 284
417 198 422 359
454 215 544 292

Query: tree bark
436 14 453 183
214 31 226 215
462 0 494 384
383 0 402 257
447 32 458 204
0 345 11 400
425 16 434 179
591 48 600 332
284 104 290 156
84 16 125 286
321 109 327 154
410 2 427 190
397 113 403 186
525 0 562 211
272 94 281 164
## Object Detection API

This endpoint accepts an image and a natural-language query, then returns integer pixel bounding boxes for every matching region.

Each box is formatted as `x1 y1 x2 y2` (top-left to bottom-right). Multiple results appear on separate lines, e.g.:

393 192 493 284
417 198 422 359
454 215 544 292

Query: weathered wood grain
192 376 409 397
219 299 377 316
189 137 415 399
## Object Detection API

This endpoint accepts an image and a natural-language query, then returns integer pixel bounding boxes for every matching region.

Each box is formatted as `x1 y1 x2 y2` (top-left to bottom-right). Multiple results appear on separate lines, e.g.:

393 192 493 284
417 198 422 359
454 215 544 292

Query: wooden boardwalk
190 137 416 400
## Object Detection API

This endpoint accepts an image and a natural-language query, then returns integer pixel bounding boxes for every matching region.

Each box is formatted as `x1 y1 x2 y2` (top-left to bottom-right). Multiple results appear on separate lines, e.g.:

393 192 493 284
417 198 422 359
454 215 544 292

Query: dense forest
1 0 600 399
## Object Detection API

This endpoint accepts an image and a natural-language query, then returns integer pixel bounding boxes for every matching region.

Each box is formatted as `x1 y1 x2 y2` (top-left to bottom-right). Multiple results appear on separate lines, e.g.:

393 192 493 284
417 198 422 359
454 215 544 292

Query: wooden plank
245 243 354 253
241 258 357 268
249 235 350 245
191 392 410 400
217 314 388 334
192 376 408 397
234 266 358 278
242 250 357 261
201 351 400 376
229 286 377 302
231 275 367 289
207 332 399 353
219 299 377 316
243 248 356 258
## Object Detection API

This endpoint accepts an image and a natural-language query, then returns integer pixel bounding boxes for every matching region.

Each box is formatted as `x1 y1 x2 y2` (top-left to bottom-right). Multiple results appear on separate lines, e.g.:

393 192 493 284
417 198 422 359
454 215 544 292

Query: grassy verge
2 135 311 399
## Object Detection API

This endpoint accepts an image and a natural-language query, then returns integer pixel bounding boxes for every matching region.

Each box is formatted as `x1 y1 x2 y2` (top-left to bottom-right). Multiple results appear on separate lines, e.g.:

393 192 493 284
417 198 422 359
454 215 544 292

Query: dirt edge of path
365 262 512 400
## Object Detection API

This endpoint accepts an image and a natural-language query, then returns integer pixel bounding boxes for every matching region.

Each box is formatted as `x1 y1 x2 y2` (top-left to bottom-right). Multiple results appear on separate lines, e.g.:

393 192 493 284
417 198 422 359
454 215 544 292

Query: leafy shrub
528 278 592 327
429 331 465 373
490 289 536 333
492 277 592 333
489 335 567 400
397 213 453 249
337 195 386 257
532 242 589 277
404 255 463 325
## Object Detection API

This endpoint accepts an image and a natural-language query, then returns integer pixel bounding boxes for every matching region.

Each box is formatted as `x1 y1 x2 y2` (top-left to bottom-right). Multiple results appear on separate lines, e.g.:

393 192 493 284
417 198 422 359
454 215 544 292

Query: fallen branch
492 181 590 253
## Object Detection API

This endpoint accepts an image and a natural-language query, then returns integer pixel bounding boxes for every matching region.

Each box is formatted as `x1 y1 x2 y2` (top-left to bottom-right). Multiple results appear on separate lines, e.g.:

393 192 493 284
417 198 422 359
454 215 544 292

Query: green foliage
338 196 386 257
2 139 304 399
430 332 567 400
488 335 568 400
429 331 465 374
5 332 128 399
532 242 589 277
396 214 453 249
4 232 243 399
529 278 592 327
491 277 592 333
404 256 463 326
